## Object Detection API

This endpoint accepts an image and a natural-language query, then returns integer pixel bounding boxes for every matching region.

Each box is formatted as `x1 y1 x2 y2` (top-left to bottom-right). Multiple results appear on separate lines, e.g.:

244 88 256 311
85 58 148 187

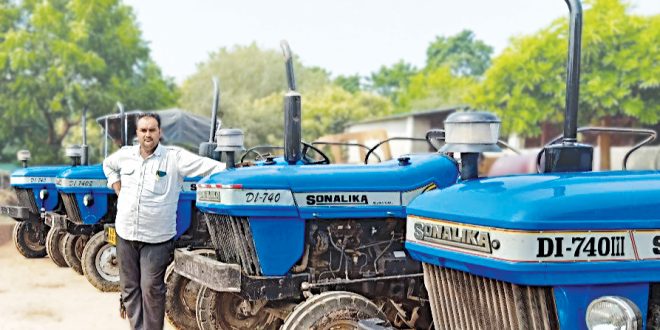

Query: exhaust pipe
542 0 592 173
199 78 223 160
117 102 127 147
281 40 302 165
81 106 89 165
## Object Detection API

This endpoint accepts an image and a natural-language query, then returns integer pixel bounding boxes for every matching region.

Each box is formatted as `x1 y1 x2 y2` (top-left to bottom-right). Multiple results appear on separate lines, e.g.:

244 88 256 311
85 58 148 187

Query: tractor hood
405 170 660 287
56 165 110 193
196 153 459 219
10 165 70 187
407 170 660 231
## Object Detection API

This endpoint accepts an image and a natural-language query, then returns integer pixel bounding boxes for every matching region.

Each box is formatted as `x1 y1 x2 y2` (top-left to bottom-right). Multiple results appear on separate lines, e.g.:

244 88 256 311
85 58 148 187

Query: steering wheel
301 142 331 165
364 137 434 164
240 145 283 163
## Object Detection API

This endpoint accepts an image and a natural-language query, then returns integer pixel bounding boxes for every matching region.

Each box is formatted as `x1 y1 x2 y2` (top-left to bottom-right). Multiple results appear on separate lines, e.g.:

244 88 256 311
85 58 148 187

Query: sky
123 0 660 84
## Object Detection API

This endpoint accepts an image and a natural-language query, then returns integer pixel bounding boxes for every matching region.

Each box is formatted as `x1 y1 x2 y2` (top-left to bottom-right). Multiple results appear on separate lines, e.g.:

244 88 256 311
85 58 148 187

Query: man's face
136 117 161 152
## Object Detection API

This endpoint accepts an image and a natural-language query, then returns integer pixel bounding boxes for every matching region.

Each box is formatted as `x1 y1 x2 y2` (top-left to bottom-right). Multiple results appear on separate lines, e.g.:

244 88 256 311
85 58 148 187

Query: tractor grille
61 193 83 224
14 188 38 213
423 264 559 330
204 214 261 276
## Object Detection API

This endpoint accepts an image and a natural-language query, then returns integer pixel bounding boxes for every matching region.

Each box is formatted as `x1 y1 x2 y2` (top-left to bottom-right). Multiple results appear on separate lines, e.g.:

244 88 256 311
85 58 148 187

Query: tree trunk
598 117 611 171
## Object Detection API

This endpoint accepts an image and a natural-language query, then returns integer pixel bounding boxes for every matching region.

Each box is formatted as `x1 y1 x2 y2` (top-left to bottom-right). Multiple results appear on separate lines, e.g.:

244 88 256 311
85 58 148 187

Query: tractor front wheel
165 249 213 330
46 227 67 267
196 286 279 330
281 291 389 330
62 233 89 275
12 221 47 258
81 231 119 292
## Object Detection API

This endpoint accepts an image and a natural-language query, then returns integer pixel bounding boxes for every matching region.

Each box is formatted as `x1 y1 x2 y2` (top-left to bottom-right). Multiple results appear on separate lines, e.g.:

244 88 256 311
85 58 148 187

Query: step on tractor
404 1 660 329
170 41 479 329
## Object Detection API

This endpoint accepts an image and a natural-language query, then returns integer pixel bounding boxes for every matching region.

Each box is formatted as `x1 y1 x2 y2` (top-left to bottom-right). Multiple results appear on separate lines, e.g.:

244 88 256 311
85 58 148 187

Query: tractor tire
81 231 120 292
165 249 213 330
195 286 280 330
45 227 68 267
12 221 47 258
281 291 389 330
62 233 89 275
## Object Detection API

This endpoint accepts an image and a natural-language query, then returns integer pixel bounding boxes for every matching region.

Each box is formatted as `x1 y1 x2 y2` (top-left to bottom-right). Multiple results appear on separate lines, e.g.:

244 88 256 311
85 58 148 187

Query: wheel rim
180 277 200 316
95 244 119 282
21 223 44 251
216 293 269 329
322 320 359 330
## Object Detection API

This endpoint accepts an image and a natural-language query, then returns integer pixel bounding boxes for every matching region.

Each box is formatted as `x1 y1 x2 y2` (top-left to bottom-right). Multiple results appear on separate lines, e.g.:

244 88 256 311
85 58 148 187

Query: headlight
83 194 94 207
586 296 641 330
39 189 49 200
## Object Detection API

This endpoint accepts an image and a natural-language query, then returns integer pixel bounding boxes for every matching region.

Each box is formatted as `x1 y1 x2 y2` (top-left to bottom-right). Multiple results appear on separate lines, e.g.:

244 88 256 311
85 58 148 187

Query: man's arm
103 150 122 194
175 148 226 178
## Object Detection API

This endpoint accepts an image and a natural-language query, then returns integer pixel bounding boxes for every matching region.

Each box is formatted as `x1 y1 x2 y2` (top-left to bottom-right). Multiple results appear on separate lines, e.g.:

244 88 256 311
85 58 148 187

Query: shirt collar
133 143 164 159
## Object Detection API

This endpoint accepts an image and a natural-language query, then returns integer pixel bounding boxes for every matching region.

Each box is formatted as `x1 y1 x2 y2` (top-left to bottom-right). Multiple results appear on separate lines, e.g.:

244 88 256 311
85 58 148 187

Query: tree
334 74 362 93
178 43 329 130
367 60 417 100
241 85 393 147
426 30 493 77
474 0 660 137
0 0 177 164
397 66 477 111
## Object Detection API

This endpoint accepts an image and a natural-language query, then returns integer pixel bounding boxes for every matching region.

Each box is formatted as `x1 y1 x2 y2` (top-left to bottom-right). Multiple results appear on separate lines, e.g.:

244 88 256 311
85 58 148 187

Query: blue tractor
405 1 659 329
3 155 68 259
1 108 92 264
171 42 465 329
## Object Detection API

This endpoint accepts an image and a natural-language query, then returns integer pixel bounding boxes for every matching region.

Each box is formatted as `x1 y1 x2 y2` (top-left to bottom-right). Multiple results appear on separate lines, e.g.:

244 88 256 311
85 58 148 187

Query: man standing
103 113 224 330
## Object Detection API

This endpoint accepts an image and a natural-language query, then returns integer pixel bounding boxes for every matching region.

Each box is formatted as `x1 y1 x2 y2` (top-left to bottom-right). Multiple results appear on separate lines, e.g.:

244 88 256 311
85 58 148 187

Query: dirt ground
0 216 175 330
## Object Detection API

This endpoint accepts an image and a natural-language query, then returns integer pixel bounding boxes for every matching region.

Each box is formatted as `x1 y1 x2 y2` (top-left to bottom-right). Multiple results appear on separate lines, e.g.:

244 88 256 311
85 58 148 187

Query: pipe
81 106 88 165
562 0 583 143
209 77 220 143
280 40 302 164
117 102 126 146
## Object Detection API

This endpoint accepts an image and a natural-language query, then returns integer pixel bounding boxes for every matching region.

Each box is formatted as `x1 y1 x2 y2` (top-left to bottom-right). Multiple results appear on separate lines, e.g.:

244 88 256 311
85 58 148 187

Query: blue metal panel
408 171 660 230
10 165 70 212
553 283 648 329
407 241 660 286
200 154 458 192
175 199 192 239
249 216 306 275
75 191 109 225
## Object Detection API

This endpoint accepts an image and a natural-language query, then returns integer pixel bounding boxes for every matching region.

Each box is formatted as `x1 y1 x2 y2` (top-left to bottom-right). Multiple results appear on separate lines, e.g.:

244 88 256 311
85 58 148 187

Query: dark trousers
116 235 174 330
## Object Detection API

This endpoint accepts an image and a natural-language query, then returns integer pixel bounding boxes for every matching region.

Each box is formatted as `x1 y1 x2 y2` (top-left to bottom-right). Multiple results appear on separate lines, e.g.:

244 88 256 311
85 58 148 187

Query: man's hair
136 112 161 129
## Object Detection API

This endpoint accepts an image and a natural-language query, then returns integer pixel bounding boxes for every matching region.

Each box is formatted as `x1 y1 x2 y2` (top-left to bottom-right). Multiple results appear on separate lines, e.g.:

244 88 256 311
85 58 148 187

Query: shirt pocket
120 165 136 185
144 170 168 195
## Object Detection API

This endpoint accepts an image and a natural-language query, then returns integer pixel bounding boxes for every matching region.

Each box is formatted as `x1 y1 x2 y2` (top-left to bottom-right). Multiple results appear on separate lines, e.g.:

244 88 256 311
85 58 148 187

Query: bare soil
0 216 175 330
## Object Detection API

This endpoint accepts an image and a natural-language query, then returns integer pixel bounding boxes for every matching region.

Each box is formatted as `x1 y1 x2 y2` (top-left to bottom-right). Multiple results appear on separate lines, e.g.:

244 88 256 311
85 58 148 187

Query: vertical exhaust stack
199 78 222 161
81 106 89 166
281 40 302 165
117 102 127 147
542 0 593 173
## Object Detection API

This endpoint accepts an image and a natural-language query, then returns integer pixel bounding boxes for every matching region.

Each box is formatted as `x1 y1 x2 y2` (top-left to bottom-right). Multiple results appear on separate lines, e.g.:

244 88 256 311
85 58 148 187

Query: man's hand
112 181 121 195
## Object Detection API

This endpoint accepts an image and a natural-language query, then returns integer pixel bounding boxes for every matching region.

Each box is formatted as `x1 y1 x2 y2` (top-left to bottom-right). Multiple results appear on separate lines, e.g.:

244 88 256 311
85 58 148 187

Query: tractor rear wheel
165 249 213 330
81 231 119 292
12 221 47 258
62 233 89 275
281 291 389 330
46 227 68 267
195 286 280 330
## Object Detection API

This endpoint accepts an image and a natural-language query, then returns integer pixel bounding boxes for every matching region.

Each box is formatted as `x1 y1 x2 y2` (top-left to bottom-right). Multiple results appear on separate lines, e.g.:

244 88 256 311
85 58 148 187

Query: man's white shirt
103 144 224 243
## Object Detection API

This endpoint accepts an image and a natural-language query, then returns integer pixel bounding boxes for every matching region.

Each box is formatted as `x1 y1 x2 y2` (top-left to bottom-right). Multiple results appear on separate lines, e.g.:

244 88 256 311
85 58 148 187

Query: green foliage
178 43 329 129
241 85 393 147
397 66 477 111
367 60 417 100
426 29 493 77
475 0 660 136
0 0 177 164
334 74 362 93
